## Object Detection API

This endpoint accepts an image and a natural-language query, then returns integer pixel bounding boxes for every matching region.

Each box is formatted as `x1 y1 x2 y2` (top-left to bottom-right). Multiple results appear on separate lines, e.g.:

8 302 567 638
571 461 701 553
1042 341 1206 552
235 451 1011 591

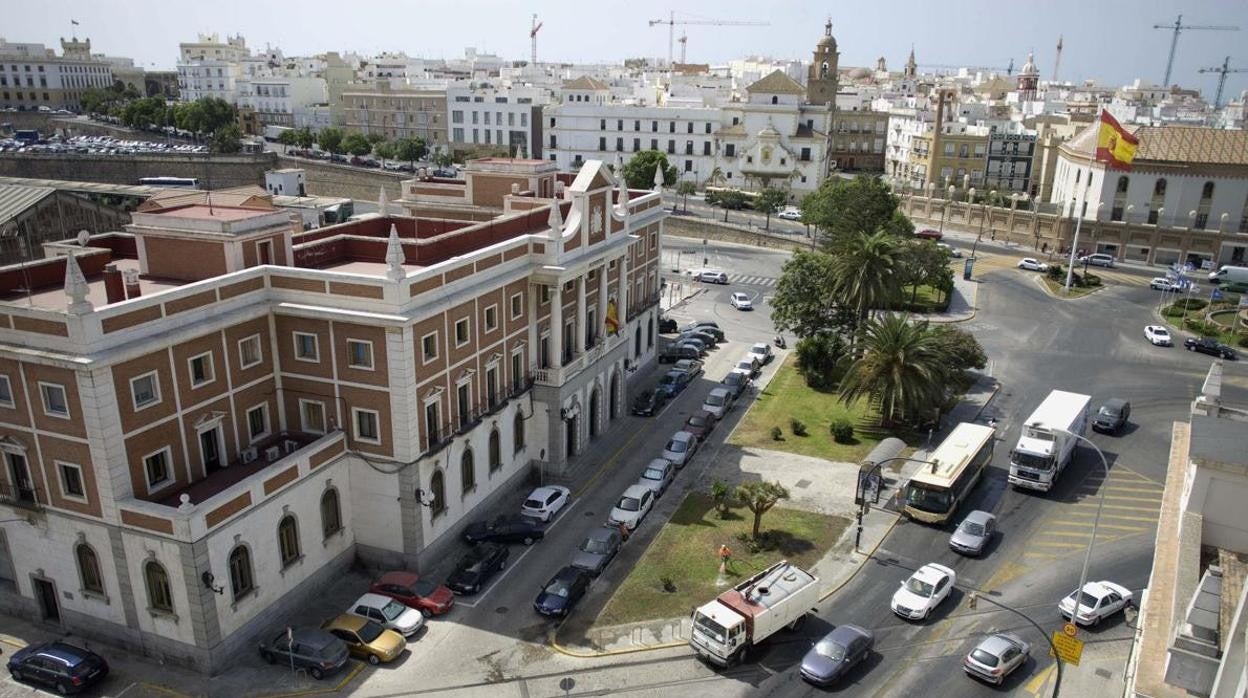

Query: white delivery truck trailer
263 125 294 142
1208 265 1248 285
689 560 820 667
1008 389 1091 493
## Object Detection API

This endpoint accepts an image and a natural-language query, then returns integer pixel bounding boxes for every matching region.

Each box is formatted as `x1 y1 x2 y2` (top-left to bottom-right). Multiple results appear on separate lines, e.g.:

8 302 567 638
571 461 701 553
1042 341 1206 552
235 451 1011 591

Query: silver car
949 510 996 556
570 526 622 576
637 458 675 497
963 632 1030 685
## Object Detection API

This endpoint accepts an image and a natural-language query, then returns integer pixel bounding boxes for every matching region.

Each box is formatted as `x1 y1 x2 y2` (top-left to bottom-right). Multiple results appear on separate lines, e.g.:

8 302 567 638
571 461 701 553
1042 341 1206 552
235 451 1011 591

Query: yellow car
321 614 405 665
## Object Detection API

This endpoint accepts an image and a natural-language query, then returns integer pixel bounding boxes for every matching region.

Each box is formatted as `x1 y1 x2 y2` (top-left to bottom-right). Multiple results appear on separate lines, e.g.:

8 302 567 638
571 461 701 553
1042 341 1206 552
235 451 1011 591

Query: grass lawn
895 284 950 314
729 354 885 463
1041 276 1098 298
595 493 850 626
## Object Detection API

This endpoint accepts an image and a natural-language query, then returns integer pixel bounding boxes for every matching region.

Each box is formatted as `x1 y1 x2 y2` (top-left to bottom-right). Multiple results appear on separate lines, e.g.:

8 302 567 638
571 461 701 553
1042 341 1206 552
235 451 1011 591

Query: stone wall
0 152 277 190
665 214 816 253
274 156 406 201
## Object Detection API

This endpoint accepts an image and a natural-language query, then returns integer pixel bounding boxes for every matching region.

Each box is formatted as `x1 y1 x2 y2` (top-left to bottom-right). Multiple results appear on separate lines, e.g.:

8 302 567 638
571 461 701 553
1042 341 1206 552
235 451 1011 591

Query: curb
242 661 364 698
819 510 902 603
1034 274 1106 300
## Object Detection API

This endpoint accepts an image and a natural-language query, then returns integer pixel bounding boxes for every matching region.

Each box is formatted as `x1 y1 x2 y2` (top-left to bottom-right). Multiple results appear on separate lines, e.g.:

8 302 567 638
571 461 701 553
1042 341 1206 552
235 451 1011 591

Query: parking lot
0 133 208 155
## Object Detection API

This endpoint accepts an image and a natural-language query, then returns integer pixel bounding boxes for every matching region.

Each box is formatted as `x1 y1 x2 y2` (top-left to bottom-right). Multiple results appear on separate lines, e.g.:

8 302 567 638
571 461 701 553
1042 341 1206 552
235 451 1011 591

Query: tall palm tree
838 314 948 426
829 230 902 327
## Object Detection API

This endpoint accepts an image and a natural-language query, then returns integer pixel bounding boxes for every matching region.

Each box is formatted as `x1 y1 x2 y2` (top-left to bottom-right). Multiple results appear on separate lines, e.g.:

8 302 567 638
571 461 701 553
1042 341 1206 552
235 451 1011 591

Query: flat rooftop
153 205 278 222
20 257 183 310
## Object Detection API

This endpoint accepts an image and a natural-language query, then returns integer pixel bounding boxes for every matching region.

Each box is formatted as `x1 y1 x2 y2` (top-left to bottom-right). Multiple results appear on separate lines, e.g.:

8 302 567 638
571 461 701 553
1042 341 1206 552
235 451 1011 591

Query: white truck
1008 389 1091 493
689 560 820 667
1208 265 1248 285
263 125 294 142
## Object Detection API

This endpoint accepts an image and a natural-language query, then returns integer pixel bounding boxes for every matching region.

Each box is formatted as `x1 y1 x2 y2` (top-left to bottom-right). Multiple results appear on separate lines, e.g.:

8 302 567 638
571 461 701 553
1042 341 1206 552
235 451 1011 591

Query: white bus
137 176 200 189
903 422 995 525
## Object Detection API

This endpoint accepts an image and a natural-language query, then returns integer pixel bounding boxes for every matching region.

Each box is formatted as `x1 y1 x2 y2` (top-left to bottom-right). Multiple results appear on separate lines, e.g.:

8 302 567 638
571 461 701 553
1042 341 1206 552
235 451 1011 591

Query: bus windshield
904 481 953 514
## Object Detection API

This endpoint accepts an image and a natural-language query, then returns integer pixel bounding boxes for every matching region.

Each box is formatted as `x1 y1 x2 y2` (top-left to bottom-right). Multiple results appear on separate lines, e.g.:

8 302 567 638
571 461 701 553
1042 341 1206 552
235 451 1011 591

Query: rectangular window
353 408 380 444
511 350 524 390
0 374 12 408
617 119 623 130
40 382 69 418
634 119 640 131
484 305 498 332
299 400 326 434
486 366 498 407
800 147 811 161
725 144 735 157
130 372 161 410
600 119 606 130
651 138 658 150
634 138 641 152
424 401 440 446
238 335 262 369
651 121 658 132
705 123 712 134
188 353 214 388
58 461 85 500
143 448 172 491
668 122 675 133
457 383 471 427
246 404 268 442
616 137 623 151
599 136 606 151
454 318 470 346
667 140 674 154
510 293 523 319
422 331 439 362
293 332 319 362
347 340 374 370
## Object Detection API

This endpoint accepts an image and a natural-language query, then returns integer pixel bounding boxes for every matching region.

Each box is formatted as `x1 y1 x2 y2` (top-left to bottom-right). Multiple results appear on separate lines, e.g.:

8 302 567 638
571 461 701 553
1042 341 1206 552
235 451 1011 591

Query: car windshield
904 577 935 597
357 621 384 643
752 345 767 354
413 580 437 596
693 613 729 644
1069 591 1100 608
814 638 848 661
725 373 742 384
688 415 708 427
581 537 611 554
970 648 1000 666
643 467 664 481
381 600 407 621
617 496 640 511
706 394 725 406
1099 406 1120 417
659 375 675 385
667 440 687 453
960 521 985 536
544 578 572 598
1011 450 1053 470
738 362 752 371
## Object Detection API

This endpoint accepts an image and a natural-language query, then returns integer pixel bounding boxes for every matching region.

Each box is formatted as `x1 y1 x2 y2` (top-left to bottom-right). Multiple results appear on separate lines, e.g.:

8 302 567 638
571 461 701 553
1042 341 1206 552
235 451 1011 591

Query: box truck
689 560 820 667
1207 265 1248 285
1008 390 1091 493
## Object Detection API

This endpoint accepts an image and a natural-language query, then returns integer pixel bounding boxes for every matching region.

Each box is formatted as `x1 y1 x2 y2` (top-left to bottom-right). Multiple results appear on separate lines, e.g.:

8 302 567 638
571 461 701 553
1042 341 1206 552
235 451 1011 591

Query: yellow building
912 125 990 191
341 81 447 147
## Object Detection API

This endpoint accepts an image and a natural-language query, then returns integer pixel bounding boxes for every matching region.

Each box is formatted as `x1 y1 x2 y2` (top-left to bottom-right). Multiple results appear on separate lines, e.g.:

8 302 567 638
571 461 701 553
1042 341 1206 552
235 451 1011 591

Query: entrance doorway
33 578 59 623
589 389 600 439
199 427 223 473
564 417 577 459
609 373 619 420
257 239 274 265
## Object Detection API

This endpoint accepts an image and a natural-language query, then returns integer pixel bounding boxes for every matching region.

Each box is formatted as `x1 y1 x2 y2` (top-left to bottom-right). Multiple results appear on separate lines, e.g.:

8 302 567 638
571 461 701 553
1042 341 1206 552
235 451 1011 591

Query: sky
3 0 1247 102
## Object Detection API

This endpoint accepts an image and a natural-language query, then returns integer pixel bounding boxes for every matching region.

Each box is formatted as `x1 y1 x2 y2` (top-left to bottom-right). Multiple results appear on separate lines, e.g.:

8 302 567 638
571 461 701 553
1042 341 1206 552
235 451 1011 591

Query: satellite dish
76 230 90 246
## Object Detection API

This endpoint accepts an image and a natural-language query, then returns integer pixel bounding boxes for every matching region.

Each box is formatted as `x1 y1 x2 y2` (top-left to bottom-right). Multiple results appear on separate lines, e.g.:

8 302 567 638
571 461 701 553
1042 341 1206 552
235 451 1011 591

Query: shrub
1083 273 1102 287
1046 265 1064 281
769 425 783 441
1169 298 1208 312
1184 318 1221 337
790 418 808 436
794 333 846 389
830 418 855 444
1238 335 1248 348
660 576 677 593
709 479 733 519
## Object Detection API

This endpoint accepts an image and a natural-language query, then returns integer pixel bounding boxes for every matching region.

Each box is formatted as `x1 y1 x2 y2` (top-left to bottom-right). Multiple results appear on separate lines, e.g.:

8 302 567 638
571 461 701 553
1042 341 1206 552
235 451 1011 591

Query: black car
445 543 509 595
676 338 708 356
1184 337 1237 359
463 514 545 545
656 370 693 398
533 566 592 617
258 627 350 680
681 323 725 341
800 624 875 687
7 641 110 694
1092 398 1131 433
659 344 700 363
722 371 750 399
631 388 669 416
658 317 678 333
679 330 718 348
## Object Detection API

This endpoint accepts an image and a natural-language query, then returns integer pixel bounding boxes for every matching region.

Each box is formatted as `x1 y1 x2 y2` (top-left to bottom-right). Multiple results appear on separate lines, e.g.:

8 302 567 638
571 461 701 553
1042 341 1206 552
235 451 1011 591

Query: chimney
122 269 141 299
103 264 125 304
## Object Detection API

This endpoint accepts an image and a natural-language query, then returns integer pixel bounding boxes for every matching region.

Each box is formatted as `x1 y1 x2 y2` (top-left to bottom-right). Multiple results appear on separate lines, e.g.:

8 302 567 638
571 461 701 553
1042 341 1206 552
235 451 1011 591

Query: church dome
817 20 837 51
1020 52 1039 77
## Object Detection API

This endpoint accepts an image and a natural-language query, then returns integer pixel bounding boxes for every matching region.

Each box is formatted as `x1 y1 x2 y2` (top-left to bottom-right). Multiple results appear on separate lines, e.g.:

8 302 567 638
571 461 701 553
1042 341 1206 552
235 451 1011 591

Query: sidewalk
913 270 978 324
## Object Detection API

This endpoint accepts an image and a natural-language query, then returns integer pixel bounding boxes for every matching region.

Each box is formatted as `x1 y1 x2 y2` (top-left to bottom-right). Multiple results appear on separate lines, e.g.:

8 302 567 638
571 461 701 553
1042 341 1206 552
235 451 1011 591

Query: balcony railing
0 482 41 510
422 378 534 454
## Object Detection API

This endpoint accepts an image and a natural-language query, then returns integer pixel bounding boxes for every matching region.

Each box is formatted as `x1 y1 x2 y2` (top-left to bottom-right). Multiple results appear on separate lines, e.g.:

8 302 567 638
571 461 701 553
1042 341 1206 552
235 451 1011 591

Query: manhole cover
495 606 509 614
1095 668 1113 679
584 510 596 517
794 479 811 489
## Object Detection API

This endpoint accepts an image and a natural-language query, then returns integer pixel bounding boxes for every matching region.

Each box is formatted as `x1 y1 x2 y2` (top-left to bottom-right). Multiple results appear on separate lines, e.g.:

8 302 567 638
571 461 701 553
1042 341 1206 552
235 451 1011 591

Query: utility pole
1153 14 1239 87
1198 57 1247 109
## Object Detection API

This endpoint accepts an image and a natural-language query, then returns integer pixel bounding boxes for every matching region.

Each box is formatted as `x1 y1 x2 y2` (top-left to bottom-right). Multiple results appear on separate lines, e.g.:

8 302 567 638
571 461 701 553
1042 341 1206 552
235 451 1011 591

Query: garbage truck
689 560 820 667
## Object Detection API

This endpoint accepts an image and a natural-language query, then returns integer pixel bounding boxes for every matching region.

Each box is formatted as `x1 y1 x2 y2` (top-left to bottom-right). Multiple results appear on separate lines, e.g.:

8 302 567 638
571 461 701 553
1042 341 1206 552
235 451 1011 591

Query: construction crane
1198 56 1247 108
678 33 687 64
648 12 768 67
530 14 543 68
918 60 1014 75
1153 14 1239 86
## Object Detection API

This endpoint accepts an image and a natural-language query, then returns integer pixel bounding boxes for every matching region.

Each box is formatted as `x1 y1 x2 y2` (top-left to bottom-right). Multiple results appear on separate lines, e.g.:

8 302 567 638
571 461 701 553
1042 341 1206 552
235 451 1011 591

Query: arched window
513 412 525 453
1201 181 1215 200
1153 178 1167 196
320 488 341 539
75 543 103 595
1116 175 1129 193
429 470 446 516
771 95 778 105
461 448 475 495
145 560 173 613
277 515 300 567
228 545 254 600
488 429 501 473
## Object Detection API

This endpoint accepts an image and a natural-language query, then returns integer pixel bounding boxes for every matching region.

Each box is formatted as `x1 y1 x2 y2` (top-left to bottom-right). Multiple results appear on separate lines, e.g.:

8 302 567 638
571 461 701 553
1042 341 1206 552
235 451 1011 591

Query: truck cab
690 601 747 665
1009 424 1060 491
689 561 820 667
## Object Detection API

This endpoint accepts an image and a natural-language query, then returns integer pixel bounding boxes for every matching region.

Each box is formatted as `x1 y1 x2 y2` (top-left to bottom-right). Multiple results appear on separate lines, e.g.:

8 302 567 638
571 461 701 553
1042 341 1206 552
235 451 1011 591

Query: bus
137 177 201 189
902 422 995 525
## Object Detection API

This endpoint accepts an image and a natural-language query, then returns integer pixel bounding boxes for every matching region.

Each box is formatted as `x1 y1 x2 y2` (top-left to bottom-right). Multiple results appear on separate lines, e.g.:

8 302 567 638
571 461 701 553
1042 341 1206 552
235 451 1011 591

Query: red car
916 229 943 240
369 571 454 617
683 411 718 440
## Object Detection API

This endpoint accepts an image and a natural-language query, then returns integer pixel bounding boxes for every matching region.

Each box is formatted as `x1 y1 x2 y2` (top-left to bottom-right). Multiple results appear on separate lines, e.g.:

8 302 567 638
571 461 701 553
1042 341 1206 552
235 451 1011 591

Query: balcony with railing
0 481 42 511
422 377 533 455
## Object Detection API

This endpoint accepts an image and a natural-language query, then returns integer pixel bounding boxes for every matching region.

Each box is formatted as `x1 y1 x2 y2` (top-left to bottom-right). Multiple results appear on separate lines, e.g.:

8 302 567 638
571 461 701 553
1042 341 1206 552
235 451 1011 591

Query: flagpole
1064 169 1092 293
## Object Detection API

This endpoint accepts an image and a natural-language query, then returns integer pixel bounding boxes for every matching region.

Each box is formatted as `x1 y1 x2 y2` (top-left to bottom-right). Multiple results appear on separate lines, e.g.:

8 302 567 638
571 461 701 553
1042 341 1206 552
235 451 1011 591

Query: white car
662 430 699 467
1150 277 1181 291
702 388 732 419
608 484 655 531
1059 580 1133 626
736 356 761 379
520 485 571 522
637 458 675 497
937 242 963 258
1144 325 1173 346
891 563 956 620
748 342 774 365
777 208 802 221
1078 253 1116 267
730 292 753 310
1017 257 1049 272
348 592 425 637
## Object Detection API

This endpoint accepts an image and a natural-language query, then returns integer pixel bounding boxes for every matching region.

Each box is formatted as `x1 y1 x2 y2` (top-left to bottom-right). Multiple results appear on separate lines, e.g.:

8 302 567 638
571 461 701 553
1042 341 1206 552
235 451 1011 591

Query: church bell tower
806 19 840 106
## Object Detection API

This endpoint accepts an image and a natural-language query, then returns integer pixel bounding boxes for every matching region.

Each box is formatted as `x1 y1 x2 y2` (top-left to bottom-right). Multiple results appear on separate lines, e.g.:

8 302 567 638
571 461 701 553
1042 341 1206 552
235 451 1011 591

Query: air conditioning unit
283 440 299 455
241 447 258 464
264 446 282 461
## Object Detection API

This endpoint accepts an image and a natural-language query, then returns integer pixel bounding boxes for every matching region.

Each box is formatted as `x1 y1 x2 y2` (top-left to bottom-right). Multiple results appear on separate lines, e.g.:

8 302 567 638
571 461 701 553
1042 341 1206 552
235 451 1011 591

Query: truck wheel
787 615 806 632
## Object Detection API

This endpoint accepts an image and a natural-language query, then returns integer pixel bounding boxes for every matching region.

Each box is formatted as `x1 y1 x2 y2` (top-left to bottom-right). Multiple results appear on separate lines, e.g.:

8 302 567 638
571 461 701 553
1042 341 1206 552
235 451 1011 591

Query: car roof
827 623 871 644
1083 581 1120 598
290 627 339 649
962 510 994 525
670 430 694 442
377 570 419 586
528 485 566 498
36 642 93 664
621 483 650 498
586 526 619 542
708 388 730 397
914 563 953 582
647 458 672 469
355 592 402 608
1102 397 1128 409
553 565 587 582
977 633 1022 655
750 343 768 350
323 613 369 632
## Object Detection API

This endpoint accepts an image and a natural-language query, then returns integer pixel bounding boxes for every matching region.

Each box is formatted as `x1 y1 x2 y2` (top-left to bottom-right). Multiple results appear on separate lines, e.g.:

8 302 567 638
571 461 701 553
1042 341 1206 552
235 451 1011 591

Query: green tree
838 314 950 426
897 240 949 308
431 151 454 169
121 97 169 129
276 129 299 148
373 141 397 168
675 180 697 213
931 325 987 373
365 132 386 145
770 250 841 338
707 166 726 187
172 97 236 136
793 333 847 389
802 176 911 245
317 127 345 155
620 150 678 191
293 127 315 149
829 230 903 329
734 481 791 539
210 125 242 154
755 187 788 231
718 190 747 221
395 137 427 167
341 132 373 157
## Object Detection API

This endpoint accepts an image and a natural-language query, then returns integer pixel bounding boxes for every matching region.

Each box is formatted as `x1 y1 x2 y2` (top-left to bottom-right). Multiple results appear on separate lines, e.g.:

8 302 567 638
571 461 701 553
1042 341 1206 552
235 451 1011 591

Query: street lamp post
853 455 937 551
1054 427 1111 639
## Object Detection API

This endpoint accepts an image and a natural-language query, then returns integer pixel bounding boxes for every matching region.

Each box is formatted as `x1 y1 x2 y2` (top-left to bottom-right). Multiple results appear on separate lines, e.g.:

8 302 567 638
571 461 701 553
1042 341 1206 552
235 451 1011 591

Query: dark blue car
656 370 692 398
534 566 591 617
7 641 109 694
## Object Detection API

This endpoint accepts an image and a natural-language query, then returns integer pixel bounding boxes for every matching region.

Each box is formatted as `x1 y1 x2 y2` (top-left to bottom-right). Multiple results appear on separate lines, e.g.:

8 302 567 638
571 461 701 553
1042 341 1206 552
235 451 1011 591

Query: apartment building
447 83 549 159
830 92 888 172
911 122 991 191
0 158 664 673
341 81 448 149
237 75 328 128
176 34 249 103
0 37 113 112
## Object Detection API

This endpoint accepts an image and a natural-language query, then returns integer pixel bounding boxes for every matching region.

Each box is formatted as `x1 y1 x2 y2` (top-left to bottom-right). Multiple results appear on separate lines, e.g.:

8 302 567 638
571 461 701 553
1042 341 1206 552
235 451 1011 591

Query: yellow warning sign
1063 623 1079 638
1051 631 1084 665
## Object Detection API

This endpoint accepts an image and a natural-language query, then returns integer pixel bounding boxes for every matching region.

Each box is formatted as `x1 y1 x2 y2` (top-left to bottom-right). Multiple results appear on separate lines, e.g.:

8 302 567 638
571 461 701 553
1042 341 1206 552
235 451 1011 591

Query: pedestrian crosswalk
727 273 778 287
1022 467 1163 562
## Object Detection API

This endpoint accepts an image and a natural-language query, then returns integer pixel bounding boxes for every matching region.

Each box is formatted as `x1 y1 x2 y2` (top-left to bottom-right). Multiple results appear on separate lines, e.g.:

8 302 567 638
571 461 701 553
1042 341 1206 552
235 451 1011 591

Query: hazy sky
4 0 1247 100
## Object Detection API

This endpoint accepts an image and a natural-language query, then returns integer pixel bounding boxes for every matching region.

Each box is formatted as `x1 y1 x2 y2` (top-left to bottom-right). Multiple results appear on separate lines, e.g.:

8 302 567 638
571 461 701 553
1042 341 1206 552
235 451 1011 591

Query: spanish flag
605 299 619 335
1095 110 1139 170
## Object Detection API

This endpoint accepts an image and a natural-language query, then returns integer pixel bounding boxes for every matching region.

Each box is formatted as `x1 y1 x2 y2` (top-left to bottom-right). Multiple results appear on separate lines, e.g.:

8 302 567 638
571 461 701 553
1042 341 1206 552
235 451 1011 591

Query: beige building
341 81 448 149
911 125 990 191
829 106 888 173
0 37 113 112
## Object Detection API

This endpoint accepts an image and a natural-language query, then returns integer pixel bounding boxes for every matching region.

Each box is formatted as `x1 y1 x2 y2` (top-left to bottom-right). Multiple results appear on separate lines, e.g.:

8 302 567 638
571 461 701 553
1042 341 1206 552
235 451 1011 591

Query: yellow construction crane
1153 14 1239 86
1198 57 1246 108
648 12 768 67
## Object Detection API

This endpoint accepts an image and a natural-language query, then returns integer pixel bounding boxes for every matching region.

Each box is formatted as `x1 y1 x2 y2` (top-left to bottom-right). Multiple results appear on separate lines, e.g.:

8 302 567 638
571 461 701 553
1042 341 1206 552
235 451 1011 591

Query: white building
237 75 327 128
0 37 114 112
447 82 550 158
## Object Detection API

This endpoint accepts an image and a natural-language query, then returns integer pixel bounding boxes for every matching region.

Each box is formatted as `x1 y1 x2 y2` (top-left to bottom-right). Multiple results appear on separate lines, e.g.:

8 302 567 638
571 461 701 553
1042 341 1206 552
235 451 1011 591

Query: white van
1207 265 1248 285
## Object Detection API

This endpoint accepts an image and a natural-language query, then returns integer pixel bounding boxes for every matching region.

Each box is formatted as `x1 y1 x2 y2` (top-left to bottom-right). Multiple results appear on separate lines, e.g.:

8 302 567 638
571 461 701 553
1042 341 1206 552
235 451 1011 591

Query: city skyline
5 0 1247 99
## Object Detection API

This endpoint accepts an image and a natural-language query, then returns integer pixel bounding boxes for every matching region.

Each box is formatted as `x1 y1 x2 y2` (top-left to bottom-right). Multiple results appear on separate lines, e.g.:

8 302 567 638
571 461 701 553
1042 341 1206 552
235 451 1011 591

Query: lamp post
853 455 937 552
1054 427 1110 641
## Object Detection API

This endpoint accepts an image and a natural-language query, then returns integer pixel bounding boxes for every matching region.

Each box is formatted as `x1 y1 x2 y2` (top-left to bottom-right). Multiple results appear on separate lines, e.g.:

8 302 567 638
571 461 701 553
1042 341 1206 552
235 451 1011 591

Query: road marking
1024 551 1060 560
1030 541 1088 549
1044 521 1151 532
1024 663 1057 695
1075 493 1164 503
1070 502 1164 513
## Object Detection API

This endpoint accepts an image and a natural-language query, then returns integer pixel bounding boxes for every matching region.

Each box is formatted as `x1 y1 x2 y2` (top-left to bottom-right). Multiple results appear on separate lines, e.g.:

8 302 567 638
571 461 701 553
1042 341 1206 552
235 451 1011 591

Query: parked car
1184 337 1238 359
368 571 454 617
1144 325 1173 346
662 430 700 467
735 356 762 379
916 228 943 240
697 270 729 284
748 342 774 365
672 358 704 377
1092 398 1131 434
445 543 509 595
571 526 623 576
1017 257 1049 272
6 641 110 694
702 388 733 419
936 242 963 258
682 322 725 341
1059 580 1133 626
730 292 753 310
777 207 802 221
891 563 956 620
723 370 751 399
659 343 701 363
676 337 708 356
533 566 591 617
658 317 679 333
679 329 719 348
608 484 655 531
463 514 545 545
683 410 718 439
637 458 675 497
347 592 426 637
257 628 349 680
657 369 693 397
964 633 1030 685
321 614 405 665
631 388 669 416
949 510 996 556
521 485 571 522
1078 252 1116 267
799 624 875 687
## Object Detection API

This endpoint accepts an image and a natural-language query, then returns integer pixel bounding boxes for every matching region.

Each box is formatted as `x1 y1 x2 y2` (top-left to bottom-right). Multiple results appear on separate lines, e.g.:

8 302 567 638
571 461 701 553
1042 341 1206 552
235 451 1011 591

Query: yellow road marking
1071 502 1163 513
982 559 1029 590
1033 530 1099 538
1024 551 1059 559
1024 663 1057 695
1030 541 1087 549
1073 493 1163 503
1044 521 1150 532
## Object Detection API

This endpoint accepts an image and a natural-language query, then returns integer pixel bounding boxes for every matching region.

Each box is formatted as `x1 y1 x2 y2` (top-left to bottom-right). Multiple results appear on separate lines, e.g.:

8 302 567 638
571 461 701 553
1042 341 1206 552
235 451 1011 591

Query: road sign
1212 288 1224 301
1063 623 1079 637
1050 631 1084 665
